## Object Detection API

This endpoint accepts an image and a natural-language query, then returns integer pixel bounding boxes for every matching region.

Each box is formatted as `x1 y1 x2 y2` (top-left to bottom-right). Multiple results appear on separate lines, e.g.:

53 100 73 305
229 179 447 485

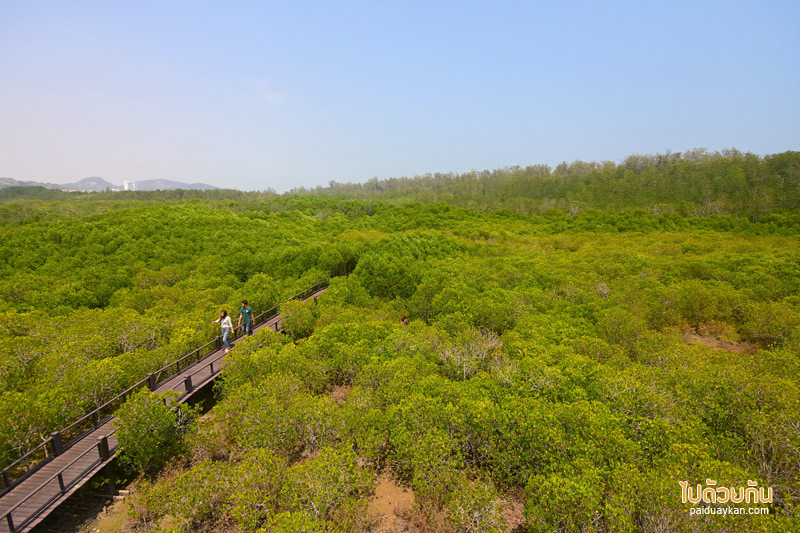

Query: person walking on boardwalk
212 309 233 353
238 300 254 336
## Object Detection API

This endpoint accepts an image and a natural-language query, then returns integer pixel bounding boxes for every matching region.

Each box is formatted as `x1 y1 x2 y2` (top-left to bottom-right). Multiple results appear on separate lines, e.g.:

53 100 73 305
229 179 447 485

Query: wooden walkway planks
0 286 326 533
0 425 117 533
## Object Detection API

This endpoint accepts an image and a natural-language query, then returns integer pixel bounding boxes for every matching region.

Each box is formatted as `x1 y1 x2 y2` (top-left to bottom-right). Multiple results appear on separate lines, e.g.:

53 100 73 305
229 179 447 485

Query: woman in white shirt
212 309 234 353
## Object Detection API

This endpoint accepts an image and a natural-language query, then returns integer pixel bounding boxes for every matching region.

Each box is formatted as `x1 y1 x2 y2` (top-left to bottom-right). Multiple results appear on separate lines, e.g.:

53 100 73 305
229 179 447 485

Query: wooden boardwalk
0 286 326 533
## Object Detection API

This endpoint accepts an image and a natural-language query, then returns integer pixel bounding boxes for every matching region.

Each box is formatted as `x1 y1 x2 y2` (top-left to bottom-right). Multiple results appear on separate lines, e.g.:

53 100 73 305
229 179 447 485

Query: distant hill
0 177 216 192
69 177 119 191
0 177 61 189
134 179 216 191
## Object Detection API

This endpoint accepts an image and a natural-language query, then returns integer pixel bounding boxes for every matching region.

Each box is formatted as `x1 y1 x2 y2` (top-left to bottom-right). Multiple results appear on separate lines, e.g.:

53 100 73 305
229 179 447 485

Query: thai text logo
679 479 773 505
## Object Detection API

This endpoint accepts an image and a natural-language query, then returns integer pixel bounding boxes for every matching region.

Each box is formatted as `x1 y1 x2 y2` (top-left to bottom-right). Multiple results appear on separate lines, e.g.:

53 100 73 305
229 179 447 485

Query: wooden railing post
148 373 156 391
215 336 221 350
184 375 193 394
97 436 110 462
51 432 64 457
6 512 15 532
97 433 117 495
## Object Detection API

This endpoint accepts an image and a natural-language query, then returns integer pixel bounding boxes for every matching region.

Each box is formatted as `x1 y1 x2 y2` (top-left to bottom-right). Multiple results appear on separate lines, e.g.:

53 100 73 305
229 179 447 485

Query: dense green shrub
280 299 318 340
215 372 342 458
113 390 197 473
283 445 372 522
353 252 420 299
138 447 285 531
445 477 504 533
525 464 604 533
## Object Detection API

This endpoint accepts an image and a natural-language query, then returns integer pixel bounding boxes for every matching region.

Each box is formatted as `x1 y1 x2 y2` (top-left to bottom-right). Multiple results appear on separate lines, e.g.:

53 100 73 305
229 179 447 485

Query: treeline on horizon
297 148 800 218
2 148 798 220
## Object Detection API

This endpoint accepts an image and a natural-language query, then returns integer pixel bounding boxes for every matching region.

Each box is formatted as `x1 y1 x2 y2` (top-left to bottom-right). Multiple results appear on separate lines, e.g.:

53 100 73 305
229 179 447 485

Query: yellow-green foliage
113 390 197 473
1 194 799 531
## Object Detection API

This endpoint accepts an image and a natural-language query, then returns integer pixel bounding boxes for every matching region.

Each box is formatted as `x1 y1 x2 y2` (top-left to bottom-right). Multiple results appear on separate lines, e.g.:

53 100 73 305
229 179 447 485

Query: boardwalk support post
51 432 64 457
148 373 156 391
104 461 116 497
97 435 115 497
106 463 116 496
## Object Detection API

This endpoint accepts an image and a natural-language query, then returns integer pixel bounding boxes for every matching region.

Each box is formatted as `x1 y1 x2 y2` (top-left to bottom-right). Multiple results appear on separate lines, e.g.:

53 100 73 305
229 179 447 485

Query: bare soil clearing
367 474 416 532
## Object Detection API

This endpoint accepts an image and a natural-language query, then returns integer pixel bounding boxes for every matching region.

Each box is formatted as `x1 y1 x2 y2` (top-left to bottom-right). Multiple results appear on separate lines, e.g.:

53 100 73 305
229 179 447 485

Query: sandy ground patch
330 384 351 405
368 473 416 532
75 498 130 533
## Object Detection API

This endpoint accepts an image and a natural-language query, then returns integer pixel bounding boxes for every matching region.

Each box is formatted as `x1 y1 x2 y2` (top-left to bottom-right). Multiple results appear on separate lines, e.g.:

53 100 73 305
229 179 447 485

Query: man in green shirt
238 300 254 336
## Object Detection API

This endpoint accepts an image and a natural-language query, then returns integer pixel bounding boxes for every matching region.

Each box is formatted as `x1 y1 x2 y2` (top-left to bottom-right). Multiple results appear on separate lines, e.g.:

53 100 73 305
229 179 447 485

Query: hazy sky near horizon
1 1 798 192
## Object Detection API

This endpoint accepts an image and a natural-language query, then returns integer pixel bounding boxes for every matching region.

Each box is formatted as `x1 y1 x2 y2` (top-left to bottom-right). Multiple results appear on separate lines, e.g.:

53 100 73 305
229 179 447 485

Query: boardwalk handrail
149 337 221 387
0 275 340 496
59 377 150 445
1 430 118 533
175 343 230 399
0 441 53 500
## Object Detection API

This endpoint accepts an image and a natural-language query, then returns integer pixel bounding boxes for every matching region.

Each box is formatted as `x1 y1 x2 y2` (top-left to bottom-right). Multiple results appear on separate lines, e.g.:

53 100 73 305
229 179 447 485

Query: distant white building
123 180 136 191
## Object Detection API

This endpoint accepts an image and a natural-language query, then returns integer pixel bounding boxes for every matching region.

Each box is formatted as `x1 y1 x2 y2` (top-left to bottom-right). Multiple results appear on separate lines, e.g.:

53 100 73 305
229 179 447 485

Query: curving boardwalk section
0 285 327 533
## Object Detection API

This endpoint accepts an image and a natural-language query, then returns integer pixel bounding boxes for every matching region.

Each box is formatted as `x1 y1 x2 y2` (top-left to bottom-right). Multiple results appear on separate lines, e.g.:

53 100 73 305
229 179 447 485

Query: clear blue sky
1 1 798 192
